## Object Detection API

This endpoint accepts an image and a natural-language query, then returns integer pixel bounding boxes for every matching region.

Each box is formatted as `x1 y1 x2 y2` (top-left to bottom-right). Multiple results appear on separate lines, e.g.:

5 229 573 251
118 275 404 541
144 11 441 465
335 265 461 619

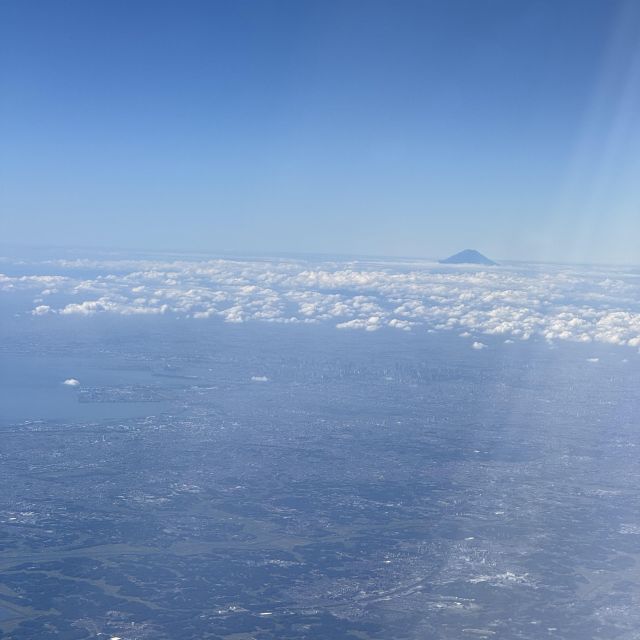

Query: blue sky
1 0 639 263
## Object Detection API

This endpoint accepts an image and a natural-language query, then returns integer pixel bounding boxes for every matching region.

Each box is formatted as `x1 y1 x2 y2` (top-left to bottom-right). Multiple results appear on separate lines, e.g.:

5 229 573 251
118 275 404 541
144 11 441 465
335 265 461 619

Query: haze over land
2 248 640 639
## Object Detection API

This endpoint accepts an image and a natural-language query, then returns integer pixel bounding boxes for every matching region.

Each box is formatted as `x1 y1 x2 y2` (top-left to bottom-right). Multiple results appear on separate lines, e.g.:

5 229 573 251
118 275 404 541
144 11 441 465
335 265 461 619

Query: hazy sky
1 0 639 263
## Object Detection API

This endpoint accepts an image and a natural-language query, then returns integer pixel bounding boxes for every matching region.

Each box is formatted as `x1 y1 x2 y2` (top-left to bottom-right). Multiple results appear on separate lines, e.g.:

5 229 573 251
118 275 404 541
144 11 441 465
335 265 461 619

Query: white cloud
60 299 115 316
32 305 53 316
472 341 487 350
388 318 414 331
336 316 382 331
63 378 80 386
5 256 640 351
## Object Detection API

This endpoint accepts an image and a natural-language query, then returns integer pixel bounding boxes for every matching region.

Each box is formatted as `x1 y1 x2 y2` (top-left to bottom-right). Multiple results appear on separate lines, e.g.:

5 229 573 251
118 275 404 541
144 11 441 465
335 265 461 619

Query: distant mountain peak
439 249 497 266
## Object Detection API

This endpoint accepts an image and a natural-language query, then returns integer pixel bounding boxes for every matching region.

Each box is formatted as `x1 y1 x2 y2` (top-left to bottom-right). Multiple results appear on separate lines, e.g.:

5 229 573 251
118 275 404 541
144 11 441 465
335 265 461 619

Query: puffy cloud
4 256 640 350
472 341 487 350
32 305 53 316
63 378 80 386
336 316 382 332
59 299 118 316
388 318 414 331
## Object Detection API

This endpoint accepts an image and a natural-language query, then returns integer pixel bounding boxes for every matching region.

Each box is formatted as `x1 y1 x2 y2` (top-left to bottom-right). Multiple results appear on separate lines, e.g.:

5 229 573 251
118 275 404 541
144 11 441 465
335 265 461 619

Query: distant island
439 249 497 266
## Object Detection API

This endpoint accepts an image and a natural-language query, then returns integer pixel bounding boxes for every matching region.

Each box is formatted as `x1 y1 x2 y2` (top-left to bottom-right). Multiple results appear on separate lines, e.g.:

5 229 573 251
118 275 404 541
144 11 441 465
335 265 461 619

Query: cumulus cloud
63 378 80 386
2 255 640 350
472 341 487 350
32 305 53 316
336 316 382 332
59 299 115 316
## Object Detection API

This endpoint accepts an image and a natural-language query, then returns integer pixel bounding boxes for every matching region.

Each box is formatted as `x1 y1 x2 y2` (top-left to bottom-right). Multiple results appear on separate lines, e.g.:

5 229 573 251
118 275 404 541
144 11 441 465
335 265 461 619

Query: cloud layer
2 255 640 348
